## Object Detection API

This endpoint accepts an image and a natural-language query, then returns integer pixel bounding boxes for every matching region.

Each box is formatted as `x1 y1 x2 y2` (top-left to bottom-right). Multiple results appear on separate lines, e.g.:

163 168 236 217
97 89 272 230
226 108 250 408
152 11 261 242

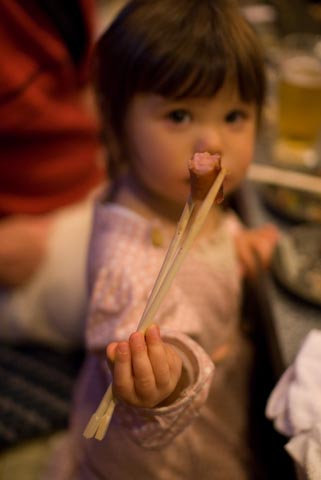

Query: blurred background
0 1 320 479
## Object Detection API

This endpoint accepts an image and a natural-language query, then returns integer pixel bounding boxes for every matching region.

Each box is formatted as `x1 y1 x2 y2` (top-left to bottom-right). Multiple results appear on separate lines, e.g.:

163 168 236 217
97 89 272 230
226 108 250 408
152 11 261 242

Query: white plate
260 185 321 223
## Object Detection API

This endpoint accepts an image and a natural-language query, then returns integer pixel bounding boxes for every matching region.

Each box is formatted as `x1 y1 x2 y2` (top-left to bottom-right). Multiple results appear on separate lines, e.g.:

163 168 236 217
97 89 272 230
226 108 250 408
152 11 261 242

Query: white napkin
266 329 321 478
285 422 321 480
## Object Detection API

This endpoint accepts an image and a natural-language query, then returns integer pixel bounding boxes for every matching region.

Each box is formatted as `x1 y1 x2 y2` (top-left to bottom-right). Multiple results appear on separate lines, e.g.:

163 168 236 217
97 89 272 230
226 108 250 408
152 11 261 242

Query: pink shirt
54 202 257 479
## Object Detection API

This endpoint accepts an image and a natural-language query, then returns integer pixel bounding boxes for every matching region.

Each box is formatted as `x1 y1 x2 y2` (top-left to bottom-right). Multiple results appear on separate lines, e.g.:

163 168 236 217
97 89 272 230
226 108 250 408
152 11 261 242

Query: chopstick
83 199 194 441
83 166 228 441
248 163 321 196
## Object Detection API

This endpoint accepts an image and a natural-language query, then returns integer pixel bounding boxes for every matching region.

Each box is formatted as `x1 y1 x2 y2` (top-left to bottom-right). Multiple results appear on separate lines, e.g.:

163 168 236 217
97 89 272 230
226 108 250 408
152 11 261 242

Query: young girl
53 0 279 478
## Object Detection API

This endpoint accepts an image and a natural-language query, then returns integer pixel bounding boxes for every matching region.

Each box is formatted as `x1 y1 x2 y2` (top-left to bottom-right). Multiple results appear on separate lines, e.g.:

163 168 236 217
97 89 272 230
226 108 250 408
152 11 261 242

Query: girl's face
123 82 257 208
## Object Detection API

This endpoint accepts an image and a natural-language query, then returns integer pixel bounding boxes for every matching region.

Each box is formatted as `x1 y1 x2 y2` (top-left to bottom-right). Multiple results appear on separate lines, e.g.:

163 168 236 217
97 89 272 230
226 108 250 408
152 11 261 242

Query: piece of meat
188 152 224 203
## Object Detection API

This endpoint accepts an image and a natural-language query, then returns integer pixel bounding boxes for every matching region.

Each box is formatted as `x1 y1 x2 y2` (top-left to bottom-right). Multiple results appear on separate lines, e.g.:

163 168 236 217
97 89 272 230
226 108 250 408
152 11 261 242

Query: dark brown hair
94 0 266 178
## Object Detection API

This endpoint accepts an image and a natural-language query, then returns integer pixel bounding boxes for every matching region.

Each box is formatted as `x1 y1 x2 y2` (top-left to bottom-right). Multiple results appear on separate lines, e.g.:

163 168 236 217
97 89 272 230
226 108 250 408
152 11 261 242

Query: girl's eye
225 110 247 123
167 109 191 124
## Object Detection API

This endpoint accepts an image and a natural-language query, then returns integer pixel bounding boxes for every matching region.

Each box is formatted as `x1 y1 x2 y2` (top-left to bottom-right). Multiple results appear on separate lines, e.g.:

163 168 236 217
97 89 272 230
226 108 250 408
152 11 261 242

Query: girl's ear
101 116 125 180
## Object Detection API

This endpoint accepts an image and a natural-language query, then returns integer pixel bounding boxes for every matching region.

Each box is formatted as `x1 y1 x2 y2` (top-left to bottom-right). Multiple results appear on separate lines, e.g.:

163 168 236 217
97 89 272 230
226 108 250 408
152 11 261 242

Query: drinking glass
274 33 321 169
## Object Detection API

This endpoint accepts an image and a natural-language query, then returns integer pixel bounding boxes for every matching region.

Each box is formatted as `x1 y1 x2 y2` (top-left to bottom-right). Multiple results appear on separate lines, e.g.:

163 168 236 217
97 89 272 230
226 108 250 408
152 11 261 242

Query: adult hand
106 325 182 408
0 215 50 287
234 223 279 279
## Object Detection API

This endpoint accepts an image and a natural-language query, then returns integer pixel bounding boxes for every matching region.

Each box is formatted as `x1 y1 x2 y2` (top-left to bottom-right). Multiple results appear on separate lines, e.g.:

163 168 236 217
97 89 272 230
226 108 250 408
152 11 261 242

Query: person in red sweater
0 0 106 346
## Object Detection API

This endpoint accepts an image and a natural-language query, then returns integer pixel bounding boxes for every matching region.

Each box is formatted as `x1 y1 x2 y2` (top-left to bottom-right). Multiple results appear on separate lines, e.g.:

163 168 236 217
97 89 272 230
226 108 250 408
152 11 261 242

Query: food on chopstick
135 151 225 332
83 152 228 441
189 152 224 202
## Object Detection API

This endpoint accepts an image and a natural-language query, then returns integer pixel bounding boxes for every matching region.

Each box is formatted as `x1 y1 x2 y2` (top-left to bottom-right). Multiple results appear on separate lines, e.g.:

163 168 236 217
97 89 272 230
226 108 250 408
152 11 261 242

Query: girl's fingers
236 224 280 278
260 223 279 240
106 342 118 363
113 342 135 398
129 331 156 398
251 227 279 268
109 329 182 407
145 325 171 389
236 237 257 278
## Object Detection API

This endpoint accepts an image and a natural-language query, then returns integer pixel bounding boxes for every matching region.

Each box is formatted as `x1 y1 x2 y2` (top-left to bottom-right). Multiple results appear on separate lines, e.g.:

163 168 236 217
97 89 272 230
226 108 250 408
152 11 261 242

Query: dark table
235 180 320 479
237 180 320 375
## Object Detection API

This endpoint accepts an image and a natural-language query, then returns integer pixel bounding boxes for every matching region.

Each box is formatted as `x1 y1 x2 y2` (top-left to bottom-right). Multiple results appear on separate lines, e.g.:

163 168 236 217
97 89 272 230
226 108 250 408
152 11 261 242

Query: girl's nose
195 128 223 155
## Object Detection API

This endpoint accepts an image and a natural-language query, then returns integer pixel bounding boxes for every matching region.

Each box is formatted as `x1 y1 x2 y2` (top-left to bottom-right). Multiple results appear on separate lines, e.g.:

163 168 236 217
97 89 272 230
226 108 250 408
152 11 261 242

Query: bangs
132 39 264 105
130 2 266 105
95 0 266 142
131 42 227 100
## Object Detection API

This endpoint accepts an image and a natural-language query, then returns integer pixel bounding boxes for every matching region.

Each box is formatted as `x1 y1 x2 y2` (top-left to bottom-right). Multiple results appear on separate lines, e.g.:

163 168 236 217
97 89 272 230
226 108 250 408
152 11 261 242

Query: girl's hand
106 325 182 408
0 216 50 287
234 223 279 279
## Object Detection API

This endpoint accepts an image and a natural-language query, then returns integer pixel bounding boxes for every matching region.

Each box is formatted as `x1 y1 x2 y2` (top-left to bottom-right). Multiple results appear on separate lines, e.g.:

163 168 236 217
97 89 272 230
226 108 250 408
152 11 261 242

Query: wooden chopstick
136 197 195 332
83 385 114 439
83 198 195 440
83 167 227 441
248 163 321 196
136 167 227 333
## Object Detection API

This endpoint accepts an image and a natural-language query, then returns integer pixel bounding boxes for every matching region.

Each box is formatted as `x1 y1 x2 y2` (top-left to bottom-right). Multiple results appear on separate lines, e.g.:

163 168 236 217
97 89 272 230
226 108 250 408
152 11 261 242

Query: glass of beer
274 34 321 168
